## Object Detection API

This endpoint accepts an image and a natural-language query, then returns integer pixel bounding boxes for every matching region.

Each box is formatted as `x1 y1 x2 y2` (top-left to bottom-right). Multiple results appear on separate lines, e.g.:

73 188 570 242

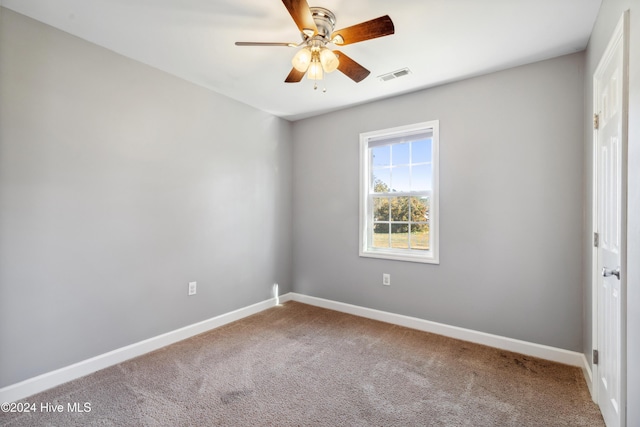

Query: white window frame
359 121 439 264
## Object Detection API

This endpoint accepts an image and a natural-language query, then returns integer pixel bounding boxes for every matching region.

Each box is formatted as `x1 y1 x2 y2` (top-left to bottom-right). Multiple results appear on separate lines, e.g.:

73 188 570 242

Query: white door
593 11 628 427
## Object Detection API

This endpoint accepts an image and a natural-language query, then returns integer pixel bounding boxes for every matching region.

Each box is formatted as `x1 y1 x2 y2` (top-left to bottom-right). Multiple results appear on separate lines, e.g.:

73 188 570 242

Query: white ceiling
1 0 602 121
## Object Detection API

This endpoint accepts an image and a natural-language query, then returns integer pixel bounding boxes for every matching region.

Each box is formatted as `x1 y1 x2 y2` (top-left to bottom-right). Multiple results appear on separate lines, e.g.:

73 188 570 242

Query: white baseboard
0 296 285 404
288 293 586 368
1 291 590 403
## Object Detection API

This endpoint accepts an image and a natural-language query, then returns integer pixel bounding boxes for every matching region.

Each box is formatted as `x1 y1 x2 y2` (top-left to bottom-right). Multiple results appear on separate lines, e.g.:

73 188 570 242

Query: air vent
378 68 411 82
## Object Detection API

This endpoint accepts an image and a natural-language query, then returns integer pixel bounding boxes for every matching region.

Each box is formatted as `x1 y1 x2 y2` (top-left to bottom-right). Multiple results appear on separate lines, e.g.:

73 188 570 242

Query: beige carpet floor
1 301 604 426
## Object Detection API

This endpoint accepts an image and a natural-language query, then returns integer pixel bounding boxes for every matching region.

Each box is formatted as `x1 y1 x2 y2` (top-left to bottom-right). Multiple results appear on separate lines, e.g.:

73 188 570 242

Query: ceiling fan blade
334 51 370 83
235 42 296 47
331 15 394 45
281 0 317 36
285 67 306 83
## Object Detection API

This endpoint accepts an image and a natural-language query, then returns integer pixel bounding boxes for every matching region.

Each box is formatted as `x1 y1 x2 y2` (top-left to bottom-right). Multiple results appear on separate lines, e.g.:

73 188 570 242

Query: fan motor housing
308 7 336 40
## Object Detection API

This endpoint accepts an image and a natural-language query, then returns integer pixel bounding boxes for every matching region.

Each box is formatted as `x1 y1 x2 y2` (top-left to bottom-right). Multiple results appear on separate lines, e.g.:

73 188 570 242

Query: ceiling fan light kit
292 46 339 74
235 0 394 89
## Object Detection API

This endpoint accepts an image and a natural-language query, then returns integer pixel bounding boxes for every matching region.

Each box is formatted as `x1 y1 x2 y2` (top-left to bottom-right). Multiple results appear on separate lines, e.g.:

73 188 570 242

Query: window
359 121 439 264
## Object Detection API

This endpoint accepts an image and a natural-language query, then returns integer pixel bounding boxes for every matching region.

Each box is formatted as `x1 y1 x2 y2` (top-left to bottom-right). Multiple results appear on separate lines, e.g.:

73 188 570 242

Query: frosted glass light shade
307 60 323 80
292 48 312 72
319 48 339 73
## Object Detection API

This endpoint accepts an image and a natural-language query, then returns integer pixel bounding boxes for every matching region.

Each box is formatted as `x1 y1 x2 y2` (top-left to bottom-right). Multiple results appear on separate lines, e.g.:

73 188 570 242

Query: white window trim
359 121 439 264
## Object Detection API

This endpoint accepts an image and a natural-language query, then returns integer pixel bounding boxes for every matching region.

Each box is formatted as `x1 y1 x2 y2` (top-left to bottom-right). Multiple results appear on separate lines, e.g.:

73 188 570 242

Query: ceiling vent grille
378 68 411 82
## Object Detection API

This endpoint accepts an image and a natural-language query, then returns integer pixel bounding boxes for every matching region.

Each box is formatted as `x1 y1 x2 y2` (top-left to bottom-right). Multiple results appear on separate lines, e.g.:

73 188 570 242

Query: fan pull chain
313 83 328 92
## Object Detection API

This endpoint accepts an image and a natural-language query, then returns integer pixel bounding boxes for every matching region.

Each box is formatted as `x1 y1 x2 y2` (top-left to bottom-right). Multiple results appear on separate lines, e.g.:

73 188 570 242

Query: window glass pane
372 171 390 192
372 224 390 248
372 146 390 167
410 226 430 250
391 166 410 192
373 197 389 221
410 197 429 222
412 139 432 164
390 197 410 222
391 224 409 248
392 142 410 165
411 164 432 191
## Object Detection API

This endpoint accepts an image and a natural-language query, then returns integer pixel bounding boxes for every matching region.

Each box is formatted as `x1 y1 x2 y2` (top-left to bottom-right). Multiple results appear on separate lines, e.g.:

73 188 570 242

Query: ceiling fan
235 0 394 87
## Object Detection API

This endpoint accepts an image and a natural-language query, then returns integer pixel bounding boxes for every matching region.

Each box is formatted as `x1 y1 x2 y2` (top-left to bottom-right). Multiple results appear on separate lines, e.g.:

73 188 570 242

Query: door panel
594 11 627 427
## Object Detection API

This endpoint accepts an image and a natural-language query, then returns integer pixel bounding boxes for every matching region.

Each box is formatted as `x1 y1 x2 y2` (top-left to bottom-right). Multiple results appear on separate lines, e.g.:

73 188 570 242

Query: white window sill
359 249 439 264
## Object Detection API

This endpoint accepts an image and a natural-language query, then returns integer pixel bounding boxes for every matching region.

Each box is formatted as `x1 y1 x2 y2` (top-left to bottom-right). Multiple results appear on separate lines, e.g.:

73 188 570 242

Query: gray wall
583 0 640 425
0 9 293 388
292 53 585 352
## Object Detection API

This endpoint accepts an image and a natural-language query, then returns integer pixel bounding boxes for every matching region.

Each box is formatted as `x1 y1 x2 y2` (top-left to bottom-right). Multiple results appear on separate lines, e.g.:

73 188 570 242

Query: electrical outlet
382 274 391 286
188 281 197 296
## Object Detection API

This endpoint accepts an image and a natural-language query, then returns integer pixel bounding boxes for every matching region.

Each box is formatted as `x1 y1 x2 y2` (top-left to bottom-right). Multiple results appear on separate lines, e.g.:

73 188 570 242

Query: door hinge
594 232 599 248
593 113 600 130
593 349 599 365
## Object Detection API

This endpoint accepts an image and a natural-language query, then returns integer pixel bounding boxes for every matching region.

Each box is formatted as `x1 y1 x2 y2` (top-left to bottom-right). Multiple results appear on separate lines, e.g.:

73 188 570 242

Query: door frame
591 9 629 426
